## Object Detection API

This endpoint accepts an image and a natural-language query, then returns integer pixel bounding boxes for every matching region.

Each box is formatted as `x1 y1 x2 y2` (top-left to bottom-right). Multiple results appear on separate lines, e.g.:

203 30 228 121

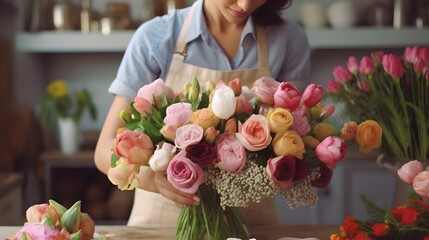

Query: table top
1 225 338 240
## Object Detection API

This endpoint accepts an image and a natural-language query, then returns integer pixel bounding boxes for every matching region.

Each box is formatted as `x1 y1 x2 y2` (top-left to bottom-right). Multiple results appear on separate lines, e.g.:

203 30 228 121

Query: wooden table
0 225 338 239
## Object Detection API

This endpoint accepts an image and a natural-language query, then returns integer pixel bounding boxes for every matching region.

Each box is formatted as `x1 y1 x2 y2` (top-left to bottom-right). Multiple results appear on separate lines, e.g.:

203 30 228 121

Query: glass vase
175 184 249 240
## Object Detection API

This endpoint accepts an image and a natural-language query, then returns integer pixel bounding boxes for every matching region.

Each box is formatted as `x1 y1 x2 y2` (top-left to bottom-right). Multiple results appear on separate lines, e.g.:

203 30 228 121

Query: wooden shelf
15 27 429 53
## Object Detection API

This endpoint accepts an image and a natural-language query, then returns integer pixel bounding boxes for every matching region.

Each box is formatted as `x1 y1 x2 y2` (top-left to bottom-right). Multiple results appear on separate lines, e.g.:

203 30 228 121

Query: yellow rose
314 123 332 141
302 135 320 149
355 120 383 154
47 80 69 98
266 107 293 133
272 130 306 159
190 108 220 130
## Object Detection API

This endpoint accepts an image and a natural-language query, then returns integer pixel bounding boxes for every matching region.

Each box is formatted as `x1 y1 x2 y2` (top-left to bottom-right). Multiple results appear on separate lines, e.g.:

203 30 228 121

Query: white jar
300 3 327 29
327 0 357 29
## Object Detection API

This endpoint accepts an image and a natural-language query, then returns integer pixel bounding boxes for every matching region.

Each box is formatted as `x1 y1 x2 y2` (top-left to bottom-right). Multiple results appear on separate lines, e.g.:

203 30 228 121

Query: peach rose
236 114 272 151
355 120 383 155
398 160 424 185
190 108 220 130
266 107 293 133
272 130 306 159
413 171 429 198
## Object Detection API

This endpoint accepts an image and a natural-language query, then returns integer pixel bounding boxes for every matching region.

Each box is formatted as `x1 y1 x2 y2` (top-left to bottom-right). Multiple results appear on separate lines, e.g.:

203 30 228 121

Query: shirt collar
185 0 257 45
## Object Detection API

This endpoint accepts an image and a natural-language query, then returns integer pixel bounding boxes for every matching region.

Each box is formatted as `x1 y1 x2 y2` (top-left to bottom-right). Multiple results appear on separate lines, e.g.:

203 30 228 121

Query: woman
95 0 310 228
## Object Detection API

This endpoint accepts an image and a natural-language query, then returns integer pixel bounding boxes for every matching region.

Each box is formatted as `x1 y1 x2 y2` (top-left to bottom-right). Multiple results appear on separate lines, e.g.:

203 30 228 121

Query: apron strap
173 2 197 57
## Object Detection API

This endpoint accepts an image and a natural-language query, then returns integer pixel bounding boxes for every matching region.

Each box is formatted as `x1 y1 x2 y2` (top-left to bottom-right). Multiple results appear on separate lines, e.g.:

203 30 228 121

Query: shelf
15 27 429 53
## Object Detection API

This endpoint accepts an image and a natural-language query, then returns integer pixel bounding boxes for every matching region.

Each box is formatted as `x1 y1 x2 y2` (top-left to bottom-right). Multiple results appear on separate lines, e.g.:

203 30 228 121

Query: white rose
149 143 176 172
211 85 236 119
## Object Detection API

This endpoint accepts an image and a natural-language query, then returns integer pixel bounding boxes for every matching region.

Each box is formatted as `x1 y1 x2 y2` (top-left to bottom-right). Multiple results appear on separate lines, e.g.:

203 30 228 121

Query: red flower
372 223 389 237
401 208 419 226
354 231 375 240
423 235 429 240
311 164 333 189
342 216 360 235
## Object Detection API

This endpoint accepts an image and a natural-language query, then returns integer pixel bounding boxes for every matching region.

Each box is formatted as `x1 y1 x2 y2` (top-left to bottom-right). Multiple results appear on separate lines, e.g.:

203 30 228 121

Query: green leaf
111 153 120 168
360 194 387 223
140 120 162 137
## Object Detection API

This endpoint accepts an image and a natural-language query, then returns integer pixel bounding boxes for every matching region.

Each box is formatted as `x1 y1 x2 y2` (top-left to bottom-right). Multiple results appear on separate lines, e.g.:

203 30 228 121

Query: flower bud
302 135 320 149
191 76 200 93
205 80 216 94
340 121 357 141
119 109 132 123
20 232 32 240
224 118 237 134
204 126 218 144
49 199 67 217
187 86 199 102
70 229 82 240
182 82 191 99
60 201 81 233
314 123 332 141
78 212 95 240
160 124 177 142
228 78 242 96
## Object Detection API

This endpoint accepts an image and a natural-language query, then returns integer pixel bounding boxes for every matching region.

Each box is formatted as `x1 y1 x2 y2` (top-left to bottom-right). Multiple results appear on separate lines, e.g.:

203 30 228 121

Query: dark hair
253 0 292 26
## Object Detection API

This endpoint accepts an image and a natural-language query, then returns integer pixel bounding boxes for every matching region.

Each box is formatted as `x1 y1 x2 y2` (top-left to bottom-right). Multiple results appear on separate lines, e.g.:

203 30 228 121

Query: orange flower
355 120 382 154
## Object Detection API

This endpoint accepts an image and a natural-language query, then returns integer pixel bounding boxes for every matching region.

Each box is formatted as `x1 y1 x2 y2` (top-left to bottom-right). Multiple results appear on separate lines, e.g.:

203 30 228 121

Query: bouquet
325 46 429 162
6 200 106 240
107 76 382 239
38 80 97 129
330 160 429 240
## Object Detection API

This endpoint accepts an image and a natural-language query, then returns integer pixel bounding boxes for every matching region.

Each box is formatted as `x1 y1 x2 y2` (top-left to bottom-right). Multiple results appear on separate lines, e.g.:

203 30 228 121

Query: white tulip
149 143 176 172
211 85 236 119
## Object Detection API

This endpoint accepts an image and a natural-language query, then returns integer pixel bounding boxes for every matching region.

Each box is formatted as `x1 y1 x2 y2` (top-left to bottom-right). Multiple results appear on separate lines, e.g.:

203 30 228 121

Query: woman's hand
153 171 200 206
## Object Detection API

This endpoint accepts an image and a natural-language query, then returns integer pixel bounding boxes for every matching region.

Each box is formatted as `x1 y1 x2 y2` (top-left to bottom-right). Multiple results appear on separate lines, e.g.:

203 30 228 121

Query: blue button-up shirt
110 0 311 100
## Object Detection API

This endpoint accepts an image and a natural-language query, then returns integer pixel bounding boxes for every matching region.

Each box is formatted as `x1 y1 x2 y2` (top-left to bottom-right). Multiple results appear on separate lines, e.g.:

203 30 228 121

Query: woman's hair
253 0 292 25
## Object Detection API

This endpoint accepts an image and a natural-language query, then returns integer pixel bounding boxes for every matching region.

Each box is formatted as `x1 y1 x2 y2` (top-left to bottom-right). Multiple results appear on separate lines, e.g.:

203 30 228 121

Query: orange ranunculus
341 121 358 141
272 130 305 159
266 107 293 133
190 108 220 130
355 120 383 155
314 123 333 141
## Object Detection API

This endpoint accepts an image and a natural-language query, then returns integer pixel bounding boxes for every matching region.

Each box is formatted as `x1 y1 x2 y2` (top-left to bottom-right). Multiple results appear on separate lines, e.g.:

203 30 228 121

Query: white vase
327 0 357 29
57 117 79 155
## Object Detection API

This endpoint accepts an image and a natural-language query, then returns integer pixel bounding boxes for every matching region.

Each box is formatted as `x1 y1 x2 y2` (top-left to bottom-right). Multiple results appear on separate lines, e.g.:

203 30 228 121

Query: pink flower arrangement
108 76 382 239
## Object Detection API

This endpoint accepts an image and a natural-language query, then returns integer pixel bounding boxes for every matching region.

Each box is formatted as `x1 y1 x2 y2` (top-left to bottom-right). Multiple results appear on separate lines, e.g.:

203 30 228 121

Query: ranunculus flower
114 129 154 165
136 78 175 105
163 102 193 126
174 124 204 149
413 171 429 198
266 107 293 133
272 130 305 159
26 204 59 224
149 143 176 172
252 76 280 105
133 97 152 118
273 82 301 111
315 136 346 168
347 56 359 74
215 133 247 173
107 160 140 190
301 84 323 108
167 156 204 194
235 114 271 151
314 123 332 141
355 120 383 155
326 80 341 94
397 160 424 185
186 141 216 167
340 121 358 141
311 164 333 189
372 223 389 237
190 108 220 130
359 56 376 75
382 54 405 79
333 66 353 83
14 223 69 240
266 155 297 190
211 85 236 119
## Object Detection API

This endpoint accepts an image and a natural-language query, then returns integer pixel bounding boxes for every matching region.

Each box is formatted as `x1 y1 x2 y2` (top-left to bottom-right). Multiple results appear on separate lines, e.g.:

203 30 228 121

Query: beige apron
128 2 279 228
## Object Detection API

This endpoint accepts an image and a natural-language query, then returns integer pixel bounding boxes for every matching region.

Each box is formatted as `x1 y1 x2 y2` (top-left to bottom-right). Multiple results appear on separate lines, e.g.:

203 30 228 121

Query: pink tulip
174 124 204 149
215 133 247 173
382 54 405 79
413 171 429 198
357 80 370 92
347 56 359 74
14 223 69 240
163 102 193 126
301 84 323 108
315 136 346 168
236 114 271 151
235 95 253 114
133 97 153 118
359 56 376 75
266 155 297 190
326 80 341 94
114 129 154 165
403 46 420 64
414 59 426 74
228 78 242 96
332 66 352 84
397 160 424 185
252 76 280 105
136 78 175 105
371 51 384 64
419 47 429 64
26 204 59 224
167 156 204 194
320 105 335 120
273 82 301 111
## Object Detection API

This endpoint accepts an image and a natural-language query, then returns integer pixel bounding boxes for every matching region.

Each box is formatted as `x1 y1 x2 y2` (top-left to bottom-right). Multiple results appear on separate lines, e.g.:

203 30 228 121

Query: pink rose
301 83 322 108
26 204 59 224
236 114 272 151
382 54 405 79
398 160 424 185
107 162 140 190
291 112 310 137
266 155 297 190
273 82 301 111
315 136 346 168
136 78 175 105
163 102 193 126
133 97 153 118
174 124 204 149
359 56 376 75
167 156 204 194
347 56 359 74
215 133 247 173
14 223 69 240
114 129 154 165
252 76 280 105
413 171 429 198
326 80 341 94
332 66 352 84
